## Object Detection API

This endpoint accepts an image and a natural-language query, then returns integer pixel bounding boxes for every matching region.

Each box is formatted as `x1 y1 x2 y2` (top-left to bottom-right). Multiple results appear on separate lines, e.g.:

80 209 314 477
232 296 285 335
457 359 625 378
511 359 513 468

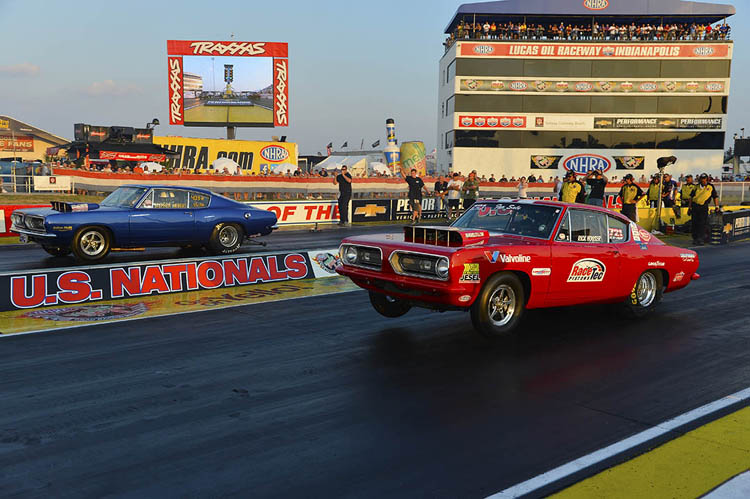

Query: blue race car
10 185 278 261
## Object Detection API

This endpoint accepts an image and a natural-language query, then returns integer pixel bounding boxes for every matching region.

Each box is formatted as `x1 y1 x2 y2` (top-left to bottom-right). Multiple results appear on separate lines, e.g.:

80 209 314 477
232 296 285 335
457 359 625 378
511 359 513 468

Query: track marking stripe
487 387 750 498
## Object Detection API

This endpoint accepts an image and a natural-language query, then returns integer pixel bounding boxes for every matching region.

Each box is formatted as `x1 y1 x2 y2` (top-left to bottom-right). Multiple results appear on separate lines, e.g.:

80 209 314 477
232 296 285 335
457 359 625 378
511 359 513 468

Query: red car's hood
342 231 548 255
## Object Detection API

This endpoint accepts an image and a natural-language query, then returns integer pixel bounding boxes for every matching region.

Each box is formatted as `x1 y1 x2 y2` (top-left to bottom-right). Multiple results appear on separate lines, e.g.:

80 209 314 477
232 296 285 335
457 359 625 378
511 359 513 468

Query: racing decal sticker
485 251 531 264
631 223 642 242
673 272 686 283
608 227 624 240
680 253 696 262
309 249 343 278
567 259 606 283
648 261 665 267
460 263 481 283
638 228 653 242
576 235 602 242
532 268 551 276
24 303 151 322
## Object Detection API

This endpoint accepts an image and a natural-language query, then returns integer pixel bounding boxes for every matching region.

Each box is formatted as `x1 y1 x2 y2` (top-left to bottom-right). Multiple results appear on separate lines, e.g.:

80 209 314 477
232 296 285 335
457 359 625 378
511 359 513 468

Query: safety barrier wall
0 248 342 312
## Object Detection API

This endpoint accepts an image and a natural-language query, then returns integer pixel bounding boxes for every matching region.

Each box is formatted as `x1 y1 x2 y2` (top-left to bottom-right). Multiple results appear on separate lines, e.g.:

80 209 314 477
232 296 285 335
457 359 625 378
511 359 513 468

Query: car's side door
128 188 195 245
547 208 622 306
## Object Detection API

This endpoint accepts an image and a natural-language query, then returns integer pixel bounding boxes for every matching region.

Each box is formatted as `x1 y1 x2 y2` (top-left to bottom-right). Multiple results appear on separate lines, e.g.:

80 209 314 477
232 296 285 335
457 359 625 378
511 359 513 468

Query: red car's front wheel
471 272 525 338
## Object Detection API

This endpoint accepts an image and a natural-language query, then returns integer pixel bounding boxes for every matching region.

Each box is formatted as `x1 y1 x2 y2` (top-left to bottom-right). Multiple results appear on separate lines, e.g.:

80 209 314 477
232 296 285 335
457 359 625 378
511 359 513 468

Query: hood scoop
404 226 489 247
51 202 99 213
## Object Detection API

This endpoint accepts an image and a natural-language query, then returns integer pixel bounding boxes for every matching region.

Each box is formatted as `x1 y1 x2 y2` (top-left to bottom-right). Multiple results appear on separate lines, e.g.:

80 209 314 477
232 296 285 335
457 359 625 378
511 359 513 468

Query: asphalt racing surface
0 224 407 272
1 241 749 497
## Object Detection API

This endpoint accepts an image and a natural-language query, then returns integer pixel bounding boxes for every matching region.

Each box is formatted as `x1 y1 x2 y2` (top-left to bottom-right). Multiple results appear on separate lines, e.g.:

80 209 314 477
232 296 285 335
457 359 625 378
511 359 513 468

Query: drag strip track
0 244 748 497
0 224 408 272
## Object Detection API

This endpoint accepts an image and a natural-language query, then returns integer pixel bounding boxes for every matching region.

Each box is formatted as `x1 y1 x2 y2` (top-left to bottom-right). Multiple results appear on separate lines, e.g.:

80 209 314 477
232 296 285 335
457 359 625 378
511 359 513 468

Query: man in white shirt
446 173 462 219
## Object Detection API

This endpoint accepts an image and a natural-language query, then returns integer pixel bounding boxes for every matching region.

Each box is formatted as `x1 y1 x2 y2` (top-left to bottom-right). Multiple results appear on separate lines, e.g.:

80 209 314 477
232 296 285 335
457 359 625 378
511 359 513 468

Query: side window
189 192 210 209
570 210 606 243
607 216 629 243
139 190 154 209
152 189 189 209
556 212 570 242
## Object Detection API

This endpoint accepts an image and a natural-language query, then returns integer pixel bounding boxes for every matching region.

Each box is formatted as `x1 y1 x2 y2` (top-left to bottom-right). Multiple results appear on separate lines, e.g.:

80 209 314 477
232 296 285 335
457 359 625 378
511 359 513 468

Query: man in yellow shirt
689 173 720 245
559 172 585 204
618 174 645 222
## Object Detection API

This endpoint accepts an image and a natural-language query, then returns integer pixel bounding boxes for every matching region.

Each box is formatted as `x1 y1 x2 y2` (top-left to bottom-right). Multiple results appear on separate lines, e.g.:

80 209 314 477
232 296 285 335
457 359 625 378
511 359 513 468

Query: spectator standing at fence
333 164 352 227
560 172 585 203
585 169 608 206
462 171 480 209
401 167 429 225
446 173 462 219
618 174 645 222
434 175 448 218
688 173 720 245
517 176 528 199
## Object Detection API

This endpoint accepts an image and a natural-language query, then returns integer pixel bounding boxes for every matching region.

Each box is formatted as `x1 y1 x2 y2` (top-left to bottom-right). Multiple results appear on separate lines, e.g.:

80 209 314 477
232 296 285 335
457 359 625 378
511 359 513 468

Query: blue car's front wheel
209 223 243 255
72 226 111 262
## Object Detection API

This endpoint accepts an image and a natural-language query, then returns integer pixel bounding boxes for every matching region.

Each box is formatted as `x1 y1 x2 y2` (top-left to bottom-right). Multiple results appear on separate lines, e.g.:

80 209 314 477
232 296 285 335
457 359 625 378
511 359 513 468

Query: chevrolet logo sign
354 204 387 217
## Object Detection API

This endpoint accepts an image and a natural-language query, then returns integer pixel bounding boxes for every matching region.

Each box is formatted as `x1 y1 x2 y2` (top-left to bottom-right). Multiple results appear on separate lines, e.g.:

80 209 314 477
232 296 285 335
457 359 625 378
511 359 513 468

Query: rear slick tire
369 291 411 318
622 270 663 318
209 223 243 255
470 272 525 338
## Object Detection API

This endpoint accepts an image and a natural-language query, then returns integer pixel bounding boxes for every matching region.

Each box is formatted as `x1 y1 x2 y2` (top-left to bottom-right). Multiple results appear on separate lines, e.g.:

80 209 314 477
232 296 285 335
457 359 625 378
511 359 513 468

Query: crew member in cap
618 174 645 222
559 172 586 204
688 173 720 245
584 169 608 207
647 174 662 209
679 175 697 217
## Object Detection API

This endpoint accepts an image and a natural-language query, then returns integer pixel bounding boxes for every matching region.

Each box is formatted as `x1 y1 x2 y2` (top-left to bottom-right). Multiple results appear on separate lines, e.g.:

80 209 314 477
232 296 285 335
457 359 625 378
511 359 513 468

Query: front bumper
337 265 479 309
10 226 56 238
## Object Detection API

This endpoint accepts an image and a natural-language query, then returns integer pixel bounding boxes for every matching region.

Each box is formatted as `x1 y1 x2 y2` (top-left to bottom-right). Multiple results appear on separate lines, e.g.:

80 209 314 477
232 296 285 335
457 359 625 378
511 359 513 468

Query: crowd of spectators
445 20 730 49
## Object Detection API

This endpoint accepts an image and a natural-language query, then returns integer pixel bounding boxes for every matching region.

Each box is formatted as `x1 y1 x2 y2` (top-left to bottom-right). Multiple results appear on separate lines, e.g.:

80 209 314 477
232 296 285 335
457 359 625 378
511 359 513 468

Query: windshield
100 187 148 208
452 202 562 239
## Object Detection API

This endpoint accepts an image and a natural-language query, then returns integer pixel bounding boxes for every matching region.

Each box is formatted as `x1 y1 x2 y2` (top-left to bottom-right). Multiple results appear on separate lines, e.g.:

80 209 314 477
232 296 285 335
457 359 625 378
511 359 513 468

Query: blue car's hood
16 205 129 217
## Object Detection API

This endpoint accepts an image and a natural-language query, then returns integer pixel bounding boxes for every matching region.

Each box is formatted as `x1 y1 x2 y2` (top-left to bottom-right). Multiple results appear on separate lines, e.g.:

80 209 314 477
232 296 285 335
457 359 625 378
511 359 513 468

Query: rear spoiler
404 226 489 247
51 201 98 213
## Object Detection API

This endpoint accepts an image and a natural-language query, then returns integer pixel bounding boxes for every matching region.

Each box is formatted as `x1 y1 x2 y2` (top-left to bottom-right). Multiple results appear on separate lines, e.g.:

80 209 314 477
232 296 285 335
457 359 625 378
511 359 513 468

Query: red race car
336 199 700 338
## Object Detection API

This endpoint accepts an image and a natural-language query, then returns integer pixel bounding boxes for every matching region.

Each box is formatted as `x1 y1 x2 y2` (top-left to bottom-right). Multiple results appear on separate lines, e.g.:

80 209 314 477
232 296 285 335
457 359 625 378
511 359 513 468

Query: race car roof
445 0 735 32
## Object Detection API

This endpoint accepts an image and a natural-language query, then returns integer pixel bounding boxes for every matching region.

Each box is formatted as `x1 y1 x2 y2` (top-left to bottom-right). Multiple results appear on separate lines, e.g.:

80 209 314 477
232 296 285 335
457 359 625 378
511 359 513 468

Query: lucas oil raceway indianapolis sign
0 249 343 312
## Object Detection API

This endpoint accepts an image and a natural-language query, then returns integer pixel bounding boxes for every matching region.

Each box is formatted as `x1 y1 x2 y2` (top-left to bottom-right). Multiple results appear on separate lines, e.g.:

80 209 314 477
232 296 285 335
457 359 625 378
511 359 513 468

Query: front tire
622 270 663 318
369 291 411 318
470 272 525 338
209 223 243 255
42 245 71 257
72 227 111 262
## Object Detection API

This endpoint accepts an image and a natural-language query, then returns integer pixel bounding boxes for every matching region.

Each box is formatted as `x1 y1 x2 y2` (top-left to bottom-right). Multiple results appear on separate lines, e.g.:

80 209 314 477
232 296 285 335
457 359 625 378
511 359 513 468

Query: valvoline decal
563 154 612 175
259 145 289 162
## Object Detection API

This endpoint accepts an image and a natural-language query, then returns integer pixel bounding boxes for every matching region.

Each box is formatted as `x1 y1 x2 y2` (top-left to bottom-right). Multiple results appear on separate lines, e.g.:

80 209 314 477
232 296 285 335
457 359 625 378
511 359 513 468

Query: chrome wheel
218 225 239 248
79 230 106 257
488 284 516 327
636 272 657 308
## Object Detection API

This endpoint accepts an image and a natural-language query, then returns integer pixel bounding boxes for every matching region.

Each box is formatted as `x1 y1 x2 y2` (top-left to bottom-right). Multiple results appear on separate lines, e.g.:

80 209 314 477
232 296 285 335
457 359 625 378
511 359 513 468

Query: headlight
344 246 358 264
436 258 450 279
11 213 23 227
25 216 45 231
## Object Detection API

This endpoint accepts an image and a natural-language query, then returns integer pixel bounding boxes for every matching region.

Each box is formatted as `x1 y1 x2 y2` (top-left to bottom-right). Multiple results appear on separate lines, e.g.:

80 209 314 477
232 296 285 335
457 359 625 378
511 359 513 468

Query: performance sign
594 117 723 130
166 40 289 127
460 42 732 59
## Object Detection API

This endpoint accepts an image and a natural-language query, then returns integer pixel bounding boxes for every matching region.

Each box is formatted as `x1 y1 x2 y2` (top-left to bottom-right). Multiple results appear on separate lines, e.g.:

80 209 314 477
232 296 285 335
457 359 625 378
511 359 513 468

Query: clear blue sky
0 0 744 154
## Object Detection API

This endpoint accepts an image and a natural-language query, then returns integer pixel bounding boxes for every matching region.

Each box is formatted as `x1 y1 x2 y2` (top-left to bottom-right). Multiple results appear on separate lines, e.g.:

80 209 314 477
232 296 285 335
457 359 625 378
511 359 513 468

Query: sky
0 0 745 155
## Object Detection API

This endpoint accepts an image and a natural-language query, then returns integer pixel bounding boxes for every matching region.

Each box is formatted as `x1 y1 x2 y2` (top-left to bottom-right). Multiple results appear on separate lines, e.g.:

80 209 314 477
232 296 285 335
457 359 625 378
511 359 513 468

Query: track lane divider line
487 387 750 499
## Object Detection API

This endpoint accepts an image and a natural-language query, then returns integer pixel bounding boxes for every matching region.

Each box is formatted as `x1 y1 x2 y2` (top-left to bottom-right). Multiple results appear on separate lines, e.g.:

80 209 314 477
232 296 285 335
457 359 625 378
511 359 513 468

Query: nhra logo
693 46 715 57
509 81 528 91
705 82 724 92
583 0 609 10
563 154 612 175
567 259 606 282
473 45 495 55
575 82 593 92
260 145 289 162
24 303 151 322
639 82 658 92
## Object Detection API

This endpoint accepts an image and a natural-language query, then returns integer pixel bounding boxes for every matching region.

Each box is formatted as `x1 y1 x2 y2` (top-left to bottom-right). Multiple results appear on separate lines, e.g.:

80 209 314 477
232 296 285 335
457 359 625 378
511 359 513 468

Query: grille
341 245 382 270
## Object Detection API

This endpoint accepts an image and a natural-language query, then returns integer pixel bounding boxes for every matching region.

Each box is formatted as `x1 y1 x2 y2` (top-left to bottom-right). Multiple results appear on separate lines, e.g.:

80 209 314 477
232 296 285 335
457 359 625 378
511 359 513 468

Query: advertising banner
153 136 298 174
459 42 732 59
613 156 646 170
400 141 427 176
352 199 392 222
530 155 563 169
391 197 456 220
721 210 750 243
458 78 729 95
167 40 288 127
248 200 343 225
0 135 34 152
0 251 314 312
594 117 723 130
33 176 72 192
456 114 724 131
